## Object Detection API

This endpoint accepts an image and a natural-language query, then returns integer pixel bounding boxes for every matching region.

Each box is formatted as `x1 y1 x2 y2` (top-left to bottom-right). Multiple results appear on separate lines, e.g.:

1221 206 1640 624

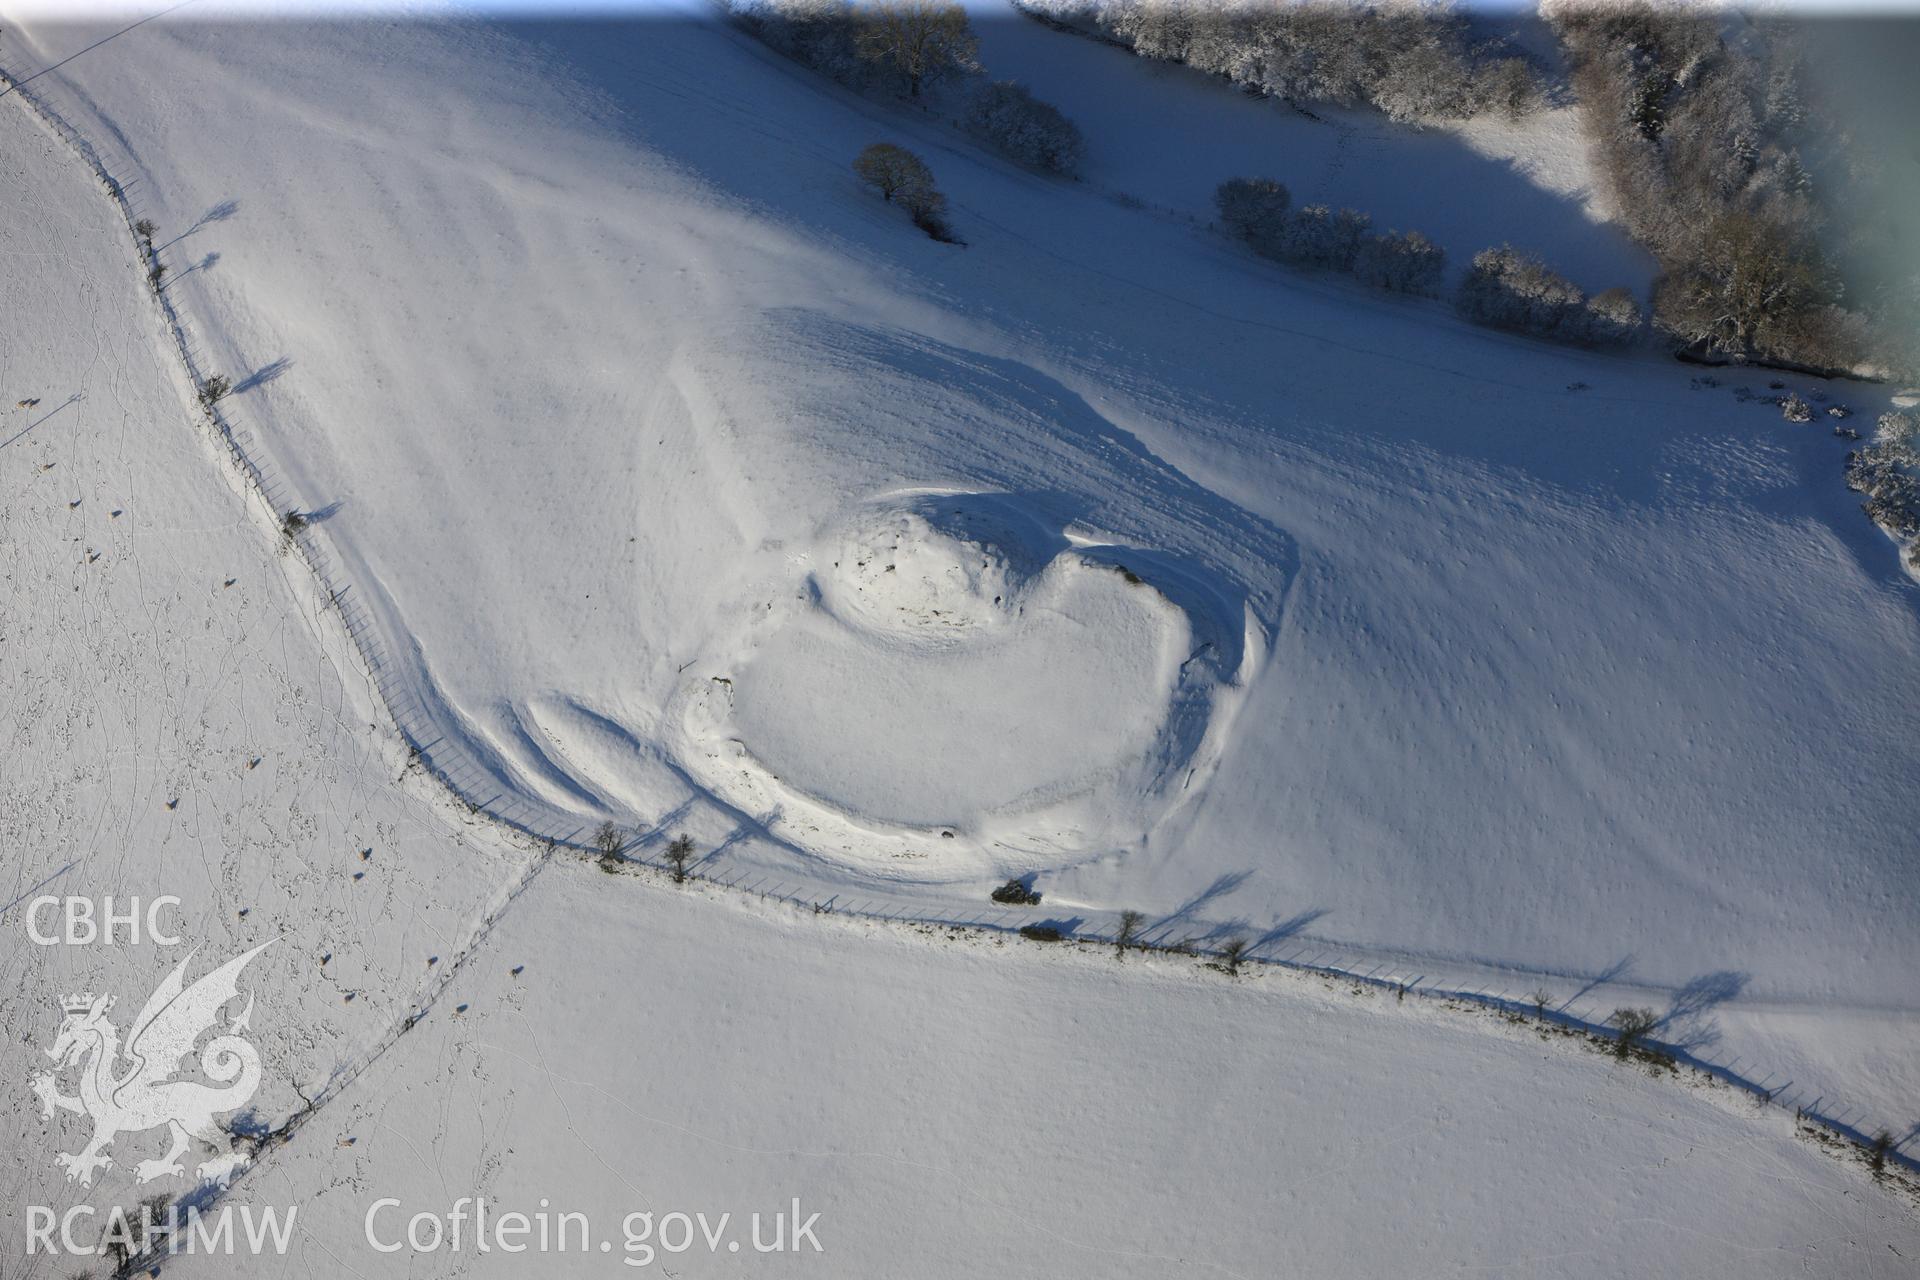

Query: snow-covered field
1 4 1916 1275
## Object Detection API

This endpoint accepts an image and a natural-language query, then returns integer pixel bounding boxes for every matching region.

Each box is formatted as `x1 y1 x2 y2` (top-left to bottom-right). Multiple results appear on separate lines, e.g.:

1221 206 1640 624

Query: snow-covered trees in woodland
963 80 1086 175
1547 2 1894 372
1017 0 1545 124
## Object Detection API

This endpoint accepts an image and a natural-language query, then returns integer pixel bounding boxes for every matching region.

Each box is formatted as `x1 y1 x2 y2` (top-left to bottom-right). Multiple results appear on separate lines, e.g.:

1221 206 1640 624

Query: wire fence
3 58 1911 1190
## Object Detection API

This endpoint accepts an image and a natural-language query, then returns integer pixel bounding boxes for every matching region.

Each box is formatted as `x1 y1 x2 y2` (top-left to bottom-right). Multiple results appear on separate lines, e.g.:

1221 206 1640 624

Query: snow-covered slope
0 94 535 1232
3 0 1916 1198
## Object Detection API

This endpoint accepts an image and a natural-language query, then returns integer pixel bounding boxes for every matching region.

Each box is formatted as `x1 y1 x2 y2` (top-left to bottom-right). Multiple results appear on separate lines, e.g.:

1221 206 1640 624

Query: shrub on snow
1274 205 1372 272
1214 177 1291 252
853 143 956 241
1456 245 1589 341
854 142 936 203
1582 286 1644 347
1353 229 1446 296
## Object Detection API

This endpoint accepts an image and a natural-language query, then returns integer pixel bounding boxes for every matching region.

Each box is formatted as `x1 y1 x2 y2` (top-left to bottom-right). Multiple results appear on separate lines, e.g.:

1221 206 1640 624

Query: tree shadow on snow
234 356 293 394
1657 969 1748 1052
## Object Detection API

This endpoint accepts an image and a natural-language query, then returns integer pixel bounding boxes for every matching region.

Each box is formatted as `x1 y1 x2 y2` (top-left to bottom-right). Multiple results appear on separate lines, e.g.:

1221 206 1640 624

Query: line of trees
1018 0 1545 124
1215 178 1445 297
731 0 1087 176
1546 1 1903 375
1217 178 1645 347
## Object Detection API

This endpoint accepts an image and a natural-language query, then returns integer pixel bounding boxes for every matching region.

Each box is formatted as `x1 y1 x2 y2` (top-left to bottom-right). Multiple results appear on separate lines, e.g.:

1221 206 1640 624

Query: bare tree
1218 936 1249 976
853 142 935 204
1114 908 1146 960
198 374 231 406
1609 1007 1659 1058
1652 212 1832 359
593 820 625 871
664 833 697 884
855 0 977 98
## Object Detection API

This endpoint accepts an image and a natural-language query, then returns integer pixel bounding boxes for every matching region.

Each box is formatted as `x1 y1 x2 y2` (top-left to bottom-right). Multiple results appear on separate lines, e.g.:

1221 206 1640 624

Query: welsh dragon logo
32 940 273 1188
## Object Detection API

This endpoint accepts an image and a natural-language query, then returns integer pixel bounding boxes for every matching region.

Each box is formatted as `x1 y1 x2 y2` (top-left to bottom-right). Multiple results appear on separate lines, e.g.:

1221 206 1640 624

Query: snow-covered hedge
1455 245 1641 347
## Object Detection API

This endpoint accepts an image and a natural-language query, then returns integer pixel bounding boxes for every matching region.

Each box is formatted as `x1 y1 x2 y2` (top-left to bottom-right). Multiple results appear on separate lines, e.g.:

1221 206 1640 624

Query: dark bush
1354 229 1446 296
1581 287 1644 347
1456 245 1588 340
1274 204 1371 272
991 878 1041 906
1214 177 1291 253
963 79 1084 175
